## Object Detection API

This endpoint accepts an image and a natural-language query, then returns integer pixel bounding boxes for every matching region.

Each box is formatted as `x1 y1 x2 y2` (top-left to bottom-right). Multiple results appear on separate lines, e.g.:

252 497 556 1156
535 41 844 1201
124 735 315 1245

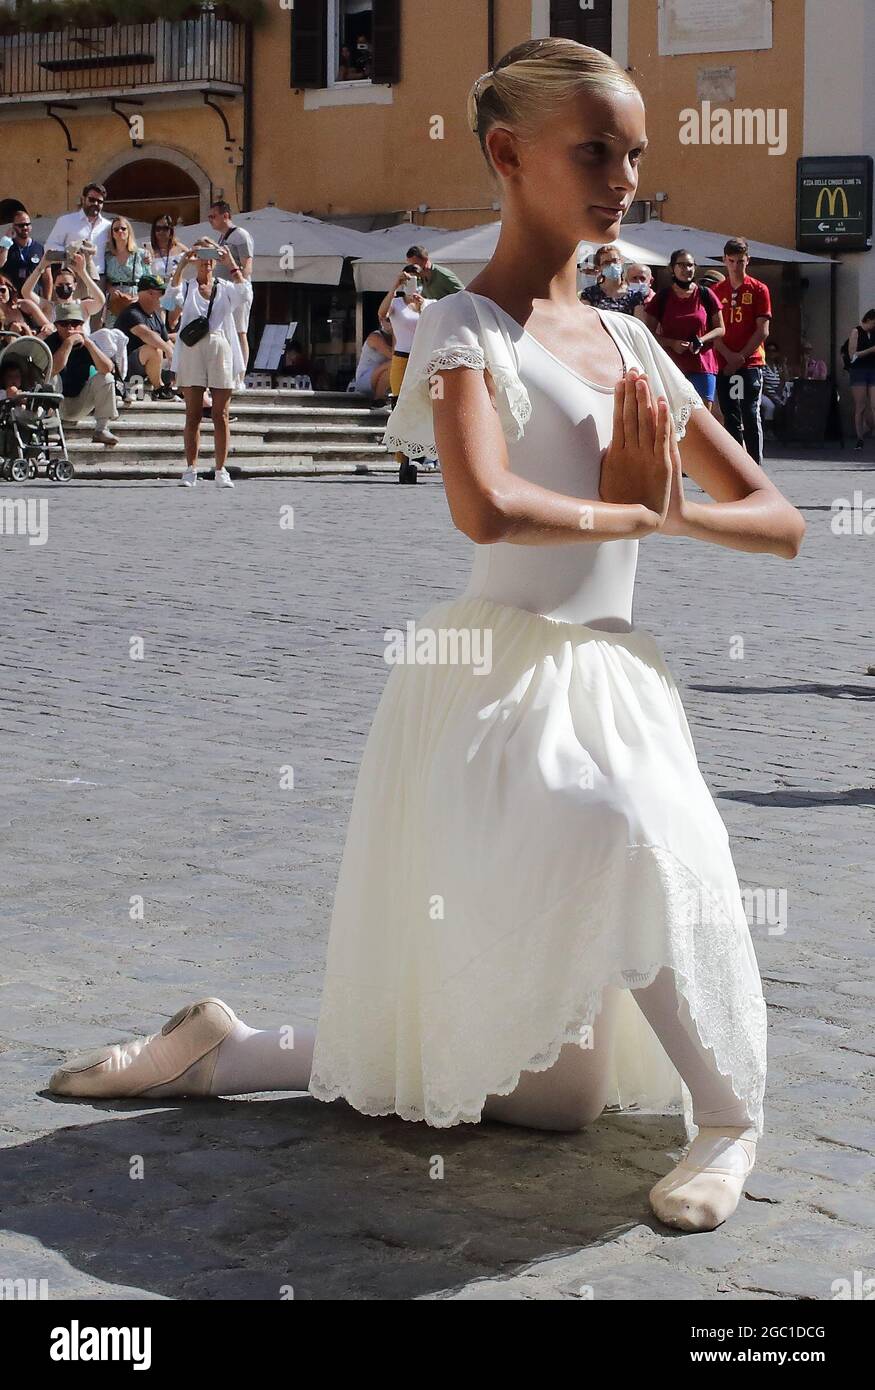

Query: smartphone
196 247 219 260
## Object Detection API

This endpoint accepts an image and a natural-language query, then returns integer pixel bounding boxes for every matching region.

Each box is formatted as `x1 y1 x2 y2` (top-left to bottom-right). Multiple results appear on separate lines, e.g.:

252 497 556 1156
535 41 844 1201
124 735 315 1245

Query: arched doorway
103 159 203 226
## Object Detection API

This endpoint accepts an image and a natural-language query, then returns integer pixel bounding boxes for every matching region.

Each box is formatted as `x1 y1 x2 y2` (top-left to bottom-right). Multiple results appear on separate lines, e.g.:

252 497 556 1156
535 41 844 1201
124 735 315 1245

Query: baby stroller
0 331 74 482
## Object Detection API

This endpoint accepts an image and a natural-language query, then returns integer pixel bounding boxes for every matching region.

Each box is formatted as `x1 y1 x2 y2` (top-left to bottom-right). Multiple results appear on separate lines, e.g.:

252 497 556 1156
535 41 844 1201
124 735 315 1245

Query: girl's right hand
599 369 672 522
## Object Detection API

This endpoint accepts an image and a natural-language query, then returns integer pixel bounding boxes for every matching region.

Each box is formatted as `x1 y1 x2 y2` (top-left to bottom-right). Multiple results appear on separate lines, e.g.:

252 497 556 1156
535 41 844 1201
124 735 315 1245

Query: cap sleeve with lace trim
382 290 532 461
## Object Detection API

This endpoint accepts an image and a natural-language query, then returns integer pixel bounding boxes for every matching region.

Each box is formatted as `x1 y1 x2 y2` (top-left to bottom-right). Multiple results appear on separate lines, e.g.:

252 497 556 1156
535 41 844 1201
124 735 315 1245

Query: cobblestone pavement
0 453 873 1301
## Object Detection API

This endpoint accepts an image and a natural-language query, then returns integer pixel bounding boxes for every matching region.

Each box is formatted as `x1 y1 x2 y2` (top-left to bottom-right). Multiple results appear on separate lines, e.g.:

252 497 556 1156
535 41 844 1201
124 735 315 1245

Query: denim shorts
849 365 875 386
687 371 717 402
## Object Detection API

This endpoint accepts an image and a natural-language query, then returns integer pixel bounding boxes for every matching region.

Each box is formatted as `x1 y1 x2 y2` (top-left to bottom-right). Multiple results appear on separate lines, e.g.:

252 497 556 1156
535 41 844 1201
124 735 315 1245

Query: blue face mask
600 263 622 282
159 290 176 310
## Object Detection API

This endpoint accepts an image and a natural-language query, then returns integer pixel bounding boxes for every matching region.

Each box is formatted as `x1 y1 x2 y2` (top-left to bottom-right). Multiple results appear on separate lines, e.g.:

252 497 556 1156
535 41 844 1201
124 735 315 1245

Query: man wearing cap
45 301 119 445
114 273 176 398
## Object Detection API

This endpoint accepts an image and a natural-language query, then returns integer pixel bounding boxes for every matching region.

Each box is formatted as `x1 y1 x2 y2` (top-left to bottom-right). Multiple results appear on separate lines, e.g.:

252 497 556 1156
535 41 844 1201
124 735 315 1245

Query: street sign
797 156 873 252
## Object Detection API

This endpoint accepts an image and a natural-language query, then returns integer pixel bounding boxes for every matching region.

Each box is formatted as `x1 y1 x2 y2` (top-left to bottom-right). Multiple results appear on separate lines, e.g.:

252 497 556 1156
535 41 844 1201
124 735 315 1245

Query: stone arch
96 145 212 225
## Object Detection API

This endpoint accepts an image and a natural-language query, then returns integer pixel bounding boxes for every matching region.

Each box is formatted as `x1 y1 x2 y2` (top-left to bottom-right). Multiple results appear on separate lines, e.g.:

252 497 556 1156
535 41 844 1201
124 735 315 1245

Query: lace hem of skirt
308 843 766 1141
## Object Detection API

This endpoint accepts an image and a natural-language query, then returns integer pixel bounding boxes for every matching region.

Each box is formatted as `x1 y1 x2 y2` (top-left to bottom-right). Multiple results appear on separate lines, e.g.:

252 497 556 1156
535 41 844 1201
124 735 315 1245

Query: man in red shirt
713 237 772 464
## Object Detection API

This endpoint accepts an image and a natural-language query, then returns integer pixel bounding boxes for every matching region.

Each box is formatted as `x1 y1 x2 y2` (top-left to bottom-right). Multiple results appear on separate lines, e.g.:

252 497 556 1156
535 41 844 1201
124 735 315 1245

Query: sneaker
179 466 198 487
215 467 235 488
91 427 119 446
855 438 865 450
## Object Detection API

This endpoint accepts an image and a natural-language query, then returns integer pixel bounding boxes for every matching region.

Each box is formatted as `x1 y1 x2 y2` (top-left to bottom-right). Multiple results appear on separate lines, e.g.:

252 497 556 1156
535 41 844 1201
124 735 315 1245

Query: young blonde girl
49 39 804 1236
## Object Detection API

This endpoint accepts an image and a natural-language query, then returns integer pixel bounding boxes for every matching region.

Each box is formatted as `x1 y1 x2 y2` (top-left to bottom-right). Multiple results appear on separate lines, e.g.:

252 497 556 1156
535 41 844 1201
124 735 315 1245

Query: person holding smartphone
377 265 435 482
165 242 253 488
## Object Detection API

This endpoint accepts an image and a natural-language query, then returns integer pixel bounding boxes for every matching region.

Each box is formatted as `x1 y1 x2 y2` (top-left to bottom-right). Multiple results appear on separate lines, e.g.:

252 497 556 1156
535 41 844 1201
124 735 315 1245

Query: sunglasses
58 320 84 328
13 222 31 229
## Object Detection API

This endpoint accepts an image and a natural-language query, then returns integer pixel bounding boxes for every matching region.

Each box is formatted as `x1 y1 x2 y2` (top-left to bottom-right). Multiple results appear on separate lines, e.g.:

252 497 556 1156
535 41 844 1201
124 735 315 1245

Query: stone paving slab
0 453 873 1300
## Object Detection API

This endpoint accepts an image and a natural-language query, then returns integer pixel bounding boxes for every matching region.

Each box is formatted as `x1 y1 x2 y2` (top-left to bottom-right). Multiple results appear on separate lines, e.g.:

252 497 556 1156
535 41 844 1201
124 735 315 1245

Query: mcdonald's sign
797 156 872 252
815 186 849 220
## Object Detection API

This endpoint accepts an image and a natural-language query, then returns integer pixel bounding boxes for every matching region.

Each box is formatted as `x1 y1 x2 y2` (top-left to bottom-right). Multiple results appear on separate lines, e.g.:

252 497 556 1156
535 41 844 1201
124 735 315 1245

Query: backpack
652 283 719 323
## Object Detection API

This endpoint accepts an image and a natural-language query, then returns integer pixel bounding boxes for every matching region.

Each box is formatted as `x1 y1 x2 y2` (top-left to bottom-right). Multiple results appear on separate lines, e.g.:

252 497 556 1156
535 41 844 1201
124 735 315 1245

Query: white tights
210 968 756 1137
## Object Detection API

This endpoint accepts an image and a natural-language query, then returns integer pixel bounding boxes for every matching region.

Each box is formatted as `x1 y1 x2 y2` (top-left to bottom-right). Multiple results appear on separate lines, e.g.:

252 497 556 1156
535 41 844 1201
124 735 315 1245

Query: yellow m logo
815 186 849 218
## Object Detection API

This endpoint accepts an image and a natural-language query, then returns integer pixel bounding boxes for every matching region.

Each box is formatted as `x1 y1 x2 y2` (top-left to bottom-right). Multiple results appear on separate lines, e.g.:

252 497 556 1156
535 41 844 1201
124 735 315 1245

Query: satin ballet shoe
48 998 239 1100
648 1127 758 1233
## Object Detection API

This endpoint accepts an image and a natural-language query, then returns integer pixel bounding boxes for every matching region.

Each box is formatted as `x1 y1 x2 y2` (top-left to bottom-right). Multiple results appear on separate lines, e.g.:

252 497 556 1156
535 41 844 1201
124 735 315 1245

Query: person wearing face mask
21 251 105 326
625 262 655 315
642 249 725 411
580 246 645 314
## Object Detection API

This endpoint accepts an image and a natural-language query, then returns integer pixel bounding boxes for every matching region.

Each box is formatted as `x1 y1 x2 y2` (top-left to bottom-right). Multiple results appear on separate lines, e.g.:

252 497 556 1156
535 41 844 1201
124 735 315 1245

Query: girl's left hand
658 411 689 536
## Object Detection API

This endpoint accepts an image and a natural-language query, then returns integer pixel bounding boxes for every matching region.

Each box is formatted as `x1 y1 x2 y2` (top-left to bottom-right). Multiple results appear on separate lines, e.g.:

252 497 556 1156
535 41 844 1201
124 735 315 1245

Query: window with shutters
291 0 400 90
549 0 612 55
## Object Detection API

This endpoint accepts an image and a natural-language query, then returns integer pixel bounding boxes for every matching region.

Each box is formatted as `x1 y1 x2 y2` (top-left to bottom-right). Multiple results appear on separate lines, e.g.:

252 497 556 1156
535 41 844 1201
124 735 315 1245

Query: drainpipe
242 20 254 211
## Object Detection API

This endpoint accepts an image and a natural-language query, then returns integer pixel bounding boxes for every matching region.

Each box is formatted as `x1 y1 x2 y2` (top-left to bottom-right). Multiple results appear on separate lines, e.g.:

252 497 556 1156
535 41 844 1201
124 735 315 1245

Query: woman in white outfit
379 270 435 481
165 243 253 488
48 40 805 1236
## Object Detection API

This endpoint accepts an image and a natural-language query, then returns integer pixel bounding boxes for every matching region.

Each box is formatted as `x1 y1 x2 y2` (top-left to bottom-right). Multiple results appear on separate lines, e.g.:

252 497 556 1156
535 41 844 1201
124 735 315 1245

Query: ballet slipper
48 998 239 1099
648 1127 757 1233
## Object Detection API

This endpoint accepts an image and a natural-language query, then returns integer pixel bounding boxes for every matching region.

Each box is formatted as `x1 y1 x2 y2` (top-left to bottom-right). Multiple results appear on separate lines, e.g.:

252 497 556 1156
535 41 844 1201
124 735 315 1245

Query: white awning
177 207 376 284
351 215 834 292
619 219 833 267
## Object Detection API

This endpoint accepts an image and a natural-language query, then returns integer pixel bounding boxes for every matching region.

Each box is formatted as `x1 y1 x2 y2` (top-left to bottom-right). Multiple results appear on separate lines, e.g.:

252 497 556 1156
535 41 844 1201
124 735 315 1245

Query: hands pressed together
599 367 687 536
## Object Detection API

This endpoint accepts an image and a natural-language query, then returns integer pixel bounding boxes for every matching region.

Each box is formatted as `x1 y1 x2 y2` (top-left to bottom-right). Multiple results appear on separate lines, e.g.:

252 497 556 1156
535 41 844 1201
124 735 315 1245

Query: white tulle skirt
308 596 767 1140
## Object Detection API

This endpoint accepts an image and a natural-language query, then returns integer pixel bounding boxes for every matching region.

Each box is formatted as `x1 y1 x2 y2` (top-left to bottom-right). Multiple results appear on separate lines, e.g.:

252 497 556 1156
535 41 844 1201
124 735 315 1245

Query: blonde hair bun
466 37 640 169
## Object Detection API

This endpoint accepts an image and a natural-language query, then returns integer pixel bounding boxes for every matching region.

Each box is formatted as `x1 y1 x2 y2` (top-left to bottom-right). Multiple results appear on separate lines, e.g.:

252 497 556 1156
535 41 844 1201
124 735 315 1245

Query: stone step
66 438 394 463
117 398 389 420
41 459 435 480
72 417 389 440
241 388 374 405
